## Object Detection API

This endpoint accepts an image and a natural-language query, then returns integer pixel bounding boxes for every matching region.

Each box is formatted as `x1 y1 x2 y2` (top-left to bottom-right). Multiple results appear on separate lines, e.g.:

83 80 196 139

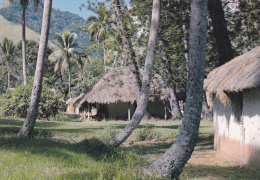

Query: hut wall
67 103 75 114
147 100 171 119
107 102 135 119
213 88 260 165
103 100 170 120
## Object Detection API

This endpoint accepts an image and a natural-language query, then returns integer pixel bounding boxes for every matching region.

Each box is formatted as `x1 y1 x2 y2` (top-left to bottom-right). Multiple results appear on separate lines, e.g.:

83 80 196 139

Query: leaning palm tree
49 30 79 97
17 0 52 138
108 0 160 145
0 37 15 89
152 0 208 178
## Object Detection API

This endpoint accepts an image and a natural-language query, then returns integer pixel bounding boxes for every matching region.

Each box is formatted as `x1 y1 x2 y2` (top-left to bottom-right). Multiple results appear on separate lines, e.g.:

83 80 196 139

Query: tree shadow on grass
104 124 180 130
181 164 260 179
0 118 24 126
0 130 130 164
123 141 173 157
0 117 70 129
56 172 100 180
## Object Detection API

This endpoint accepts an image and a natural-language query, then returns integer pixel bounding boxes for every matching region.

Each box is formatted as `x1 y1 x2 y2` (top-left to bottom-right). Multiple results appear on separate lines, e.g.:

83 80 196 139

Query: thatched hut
204 45 260 165
66 94 84 114
76 67 171 121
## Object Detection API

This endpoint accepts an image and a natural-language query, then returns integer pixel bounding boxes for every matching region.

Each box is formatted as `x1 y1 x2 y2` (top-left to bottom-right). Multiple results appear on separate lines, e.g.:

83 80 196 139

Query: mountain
0 14 39 44
0 0 89 48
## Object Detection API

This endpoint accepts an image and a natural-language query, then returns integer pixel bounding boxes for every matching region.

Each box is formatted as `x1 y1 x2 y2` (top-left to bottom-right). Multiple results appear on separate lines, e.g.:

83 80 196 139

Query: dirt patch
122 138 260 179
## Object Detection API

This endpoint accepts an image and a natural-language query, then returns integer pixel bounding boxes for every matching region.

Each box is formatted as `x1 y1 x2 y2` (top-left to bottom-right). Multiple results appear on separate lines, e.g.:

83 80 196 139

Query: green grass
0 117 215 179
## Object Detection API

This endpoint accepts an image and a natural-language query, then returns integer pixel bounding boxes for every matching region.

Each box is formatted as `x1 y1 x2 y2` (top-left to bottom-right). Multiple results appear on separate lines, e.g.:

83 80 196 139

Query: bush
96 126 120 139
136 127 161 141
0 77 65 119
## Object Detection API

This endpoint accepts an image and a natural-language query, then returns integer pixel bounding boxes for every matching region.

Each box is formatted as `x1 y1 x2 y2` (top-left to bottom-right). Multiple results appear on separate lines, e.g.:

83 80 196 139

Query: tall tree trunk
103 43 106 72
208 0 234 66
202 91 211 120
7 64 10 89
67 57 71 98
108 0 160 146
22 6 27 85
182 24 189 71
159 43 182 120
152 0 208 179
17 0 52 138
111 0 142 105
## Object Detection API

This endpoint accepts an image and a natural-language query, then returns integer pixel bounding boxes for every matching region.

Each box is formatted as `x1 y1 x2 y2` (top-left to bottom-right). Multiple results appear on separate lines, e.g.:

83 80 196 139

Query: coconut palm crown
0 37 15 89
49 30 80 97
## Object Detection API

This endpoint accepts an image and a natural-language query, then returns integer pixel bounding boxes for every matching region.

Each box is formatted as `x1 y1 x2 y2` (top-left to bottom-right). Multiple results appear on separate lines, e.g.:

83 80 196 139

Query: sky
0 0 96 19
0 0 131 19
52 0 95 19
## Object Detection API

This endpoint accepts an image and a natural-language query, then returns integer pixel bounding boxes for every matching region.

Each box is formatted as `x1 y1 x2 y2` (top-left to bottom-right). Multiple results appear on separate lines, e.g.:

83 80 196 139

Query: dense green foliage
0 0 89 48
72 55 105 97
15 40 53 77
0 37 15 89
0 39 53 89
227 0 260 54
135 0 258 85
0 78 65 118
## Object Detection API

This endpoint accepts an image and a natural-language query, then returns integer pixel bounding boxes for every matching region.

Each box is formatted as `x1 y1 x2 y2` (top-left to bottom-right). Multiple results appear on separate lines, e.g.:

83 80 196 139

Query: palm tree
0 37 15 89
17 0 52 138
151 0 208 178
108 0 160 146
20 0 40 85
49 30 79 97
87 3 114 72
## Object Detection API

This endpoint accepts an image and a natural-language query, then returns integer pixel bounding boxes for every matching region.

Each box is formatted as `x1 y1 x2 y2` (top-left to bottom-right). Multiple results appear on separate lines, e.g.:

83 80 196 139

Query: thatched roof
66 94 84 105
77 67 169 108
204 45 260 106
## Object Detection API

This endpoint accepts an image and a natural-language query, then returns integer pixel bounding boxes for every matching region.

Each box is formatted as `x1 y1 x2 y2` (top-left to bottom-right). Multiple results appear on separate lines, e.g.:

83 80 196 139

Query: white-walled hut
204 45 260 165
76 67 171 121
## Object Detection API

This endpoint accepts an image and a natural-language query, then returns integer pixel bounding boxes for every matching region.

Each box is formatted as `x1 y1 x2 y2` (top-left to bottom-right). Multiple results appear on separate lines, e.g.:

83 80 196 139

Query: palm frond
49 50 63 62
55 33 64 47
68 48 75 54
61 57 69 76
54 58 61 73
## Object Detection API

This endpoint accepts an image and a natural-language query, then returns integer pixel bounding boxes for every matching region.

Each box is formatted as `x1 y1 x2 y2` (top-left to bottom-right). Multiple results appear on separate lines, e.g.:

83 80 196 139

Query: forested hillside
0 0 89 47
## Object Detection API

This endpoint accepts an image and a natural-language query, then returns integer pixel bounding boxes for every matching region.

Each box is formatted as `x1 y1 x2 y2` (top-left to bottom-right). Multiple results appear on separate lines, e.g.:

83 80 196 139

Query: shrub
96 126 120 139
136 127 161 141
0 77 65 119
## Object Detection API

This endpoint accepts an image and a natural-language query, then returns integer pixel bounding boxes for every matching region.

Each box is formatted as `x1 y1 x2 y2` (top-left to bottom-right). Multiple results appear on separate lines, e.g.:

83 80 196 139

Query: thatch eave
204 45 260 106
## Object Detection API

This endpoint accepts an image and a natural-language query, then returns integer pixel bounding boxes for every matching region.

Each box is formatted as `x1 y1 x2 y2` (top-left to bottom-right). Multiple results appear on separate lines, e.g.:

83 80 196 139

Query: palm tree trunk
159 43 182 120
103 43 106 72
7 64 10 89
17 0 52 138
22 6 27 85
68 59 71 98
208 0 234 66
202 90 211 120
107 0 160 146
152 0 208 178
111 0 142 105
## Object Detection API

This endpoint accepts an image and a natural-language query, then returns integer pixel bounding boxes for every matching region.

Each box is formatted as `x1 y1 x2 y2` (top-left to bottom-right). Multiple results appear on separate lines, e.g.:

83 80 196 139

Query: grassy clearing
0 117 152 180
1 117 259 179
